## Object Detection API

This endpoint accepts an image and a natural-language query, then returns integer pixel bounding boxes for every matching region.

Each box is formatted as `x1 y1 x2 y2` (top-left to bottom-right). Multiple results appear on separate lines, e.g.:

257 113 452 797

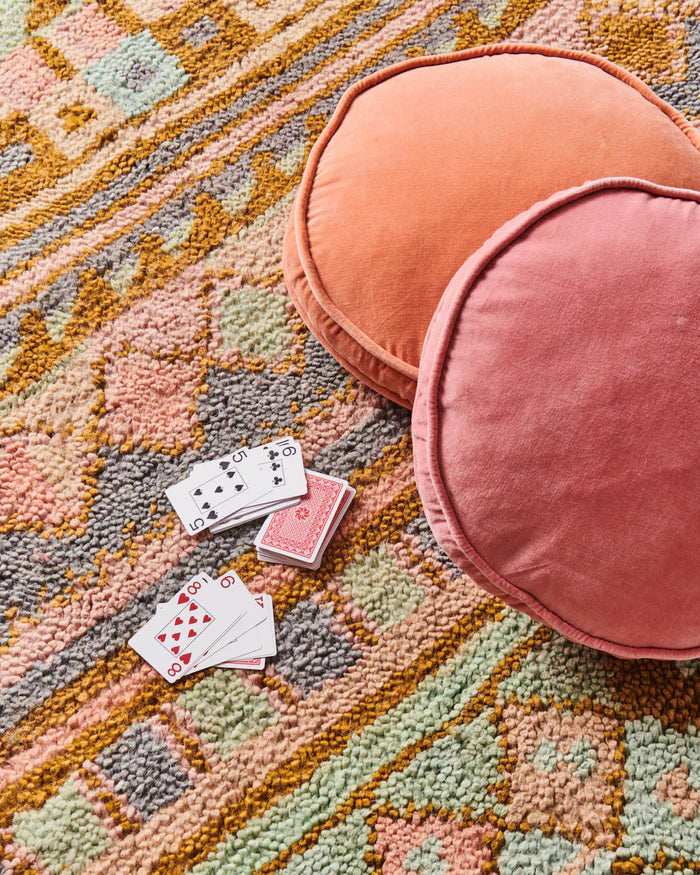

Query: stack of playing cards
129 570 276 681
166 437 307 535
165 438 354 572
255 471 355 570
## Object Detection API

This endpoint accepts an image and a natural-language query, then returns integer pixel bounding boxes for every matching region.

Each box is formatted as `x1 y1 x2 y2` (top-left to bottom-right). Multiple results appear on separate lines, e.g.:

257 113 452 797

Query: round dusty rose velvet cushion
284 44 700 409
412 178 700 660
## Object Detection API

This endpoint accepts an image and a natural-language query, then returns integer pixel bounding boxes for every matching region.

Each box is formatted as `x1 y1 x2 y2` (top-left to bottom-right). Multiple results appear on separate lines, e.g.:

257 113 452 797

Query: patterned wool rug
0 2 698 873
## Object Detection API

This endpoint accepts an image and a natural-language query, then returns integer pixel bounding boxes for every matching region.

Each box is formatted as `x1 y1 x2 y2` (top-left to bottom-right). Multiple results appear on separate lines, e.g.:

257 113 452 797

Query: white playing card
165 440 286 535
184 570 266 670
194 438 307 514
129 573 253 682
225 595 276 661
191 437 300 478
165 462 252 534
189 467 255 524
193 594 276 669
208 497 301 533
172 438 305 534
253 445 307 505
155 602 266 671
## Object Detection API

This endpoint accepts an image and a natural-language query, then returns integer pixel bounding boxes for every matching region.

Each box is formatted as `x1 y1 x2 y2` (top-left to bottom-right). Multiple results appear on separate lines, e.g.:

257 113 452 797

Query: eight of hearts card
154 590 273 672
129 571 266 682
154 605 264 671
255 471 355 570
166 438 306 535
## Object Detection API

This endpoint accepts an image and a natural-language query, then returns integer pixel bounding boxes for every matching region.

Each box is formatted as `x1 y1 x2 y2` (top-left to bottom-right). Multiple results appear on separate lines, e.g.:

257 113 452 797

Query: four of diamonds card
133 439 355 680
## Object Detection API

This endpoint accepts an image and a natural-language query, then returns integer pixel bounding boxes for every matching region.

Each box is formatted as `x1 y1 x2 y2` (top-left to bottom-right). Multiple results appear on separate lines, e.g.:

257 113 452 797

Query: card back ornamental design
260 474 344 559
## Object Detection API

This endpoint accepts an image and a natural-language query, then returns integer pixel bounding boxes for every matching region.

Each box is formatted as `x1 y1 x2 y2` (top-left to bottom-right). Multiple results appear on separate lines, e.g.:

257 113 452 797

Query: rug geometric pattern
0 0 698 872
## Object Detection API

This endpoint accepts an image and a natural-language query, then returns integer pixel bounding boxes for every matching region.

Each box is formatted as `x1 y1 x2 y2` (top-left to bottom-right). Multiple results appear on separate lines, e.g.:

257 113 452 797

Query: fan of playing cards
166 437 307 534
129 571 276 681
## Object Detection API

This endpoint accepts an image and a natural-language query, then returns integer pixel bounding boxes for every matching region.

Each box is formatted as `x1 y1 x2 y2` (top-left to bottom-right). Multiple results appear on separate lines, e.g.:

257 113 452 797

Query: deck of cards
166 439 355 571
255 471 355 570
129 570 276 682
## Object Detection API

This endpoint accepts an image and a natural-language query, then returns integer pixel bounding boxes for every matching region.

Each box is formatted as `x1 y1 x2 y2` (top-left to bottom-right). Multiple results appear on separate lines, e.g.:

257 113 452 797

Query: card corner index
216 569 242 588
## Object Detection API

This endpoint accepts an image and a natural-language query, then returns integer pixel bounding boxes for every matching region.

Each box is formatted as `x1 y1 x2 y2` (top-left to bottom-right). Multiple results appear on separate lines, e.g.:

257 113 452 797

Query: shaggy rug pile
0 1 697 873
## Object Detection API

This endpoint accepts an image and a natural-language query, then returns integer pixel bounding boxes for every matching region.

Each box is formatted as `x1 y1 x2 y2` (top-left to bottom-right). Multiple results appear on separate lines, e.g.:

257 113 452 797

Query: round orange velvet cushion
412 178 700 660
284 44 700 408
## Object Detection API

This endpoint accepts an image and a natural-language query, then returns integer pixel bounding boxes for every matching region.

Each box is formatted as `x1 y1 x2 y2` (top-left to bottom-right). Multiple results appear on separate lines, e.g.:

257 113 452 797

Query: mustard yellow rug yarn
0 1 698 873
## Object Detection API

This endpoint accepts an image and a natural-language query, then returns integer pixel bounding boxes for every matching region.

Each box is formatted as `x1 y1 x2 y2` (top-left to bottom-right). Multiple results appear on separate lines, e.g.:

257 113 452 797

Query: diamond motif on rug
500 703 619 845
100 352 202 451
374 815 494 874
83 30 188 119
11 777 113 875
95 722 193 820
273 599 362 696
620 718 700 860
